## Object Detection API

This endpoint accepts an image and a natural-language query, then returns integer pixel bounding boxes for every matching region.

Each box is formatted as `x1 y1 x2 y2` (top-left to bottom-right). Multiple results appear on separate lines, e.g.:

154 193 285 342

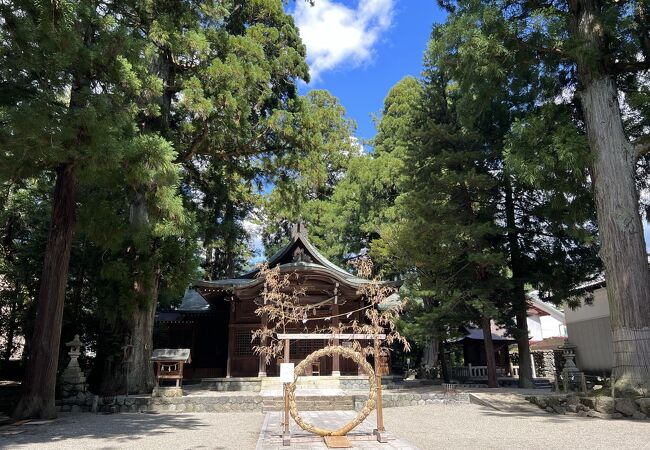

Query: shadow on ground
0 412 217 449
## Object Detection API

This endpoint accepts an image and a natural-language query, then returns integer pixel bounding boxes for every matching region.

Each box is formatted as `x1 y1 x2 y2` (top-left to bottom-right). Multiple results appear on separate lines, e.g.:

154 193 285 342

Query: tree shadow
0 412 225 448
473 405 647 425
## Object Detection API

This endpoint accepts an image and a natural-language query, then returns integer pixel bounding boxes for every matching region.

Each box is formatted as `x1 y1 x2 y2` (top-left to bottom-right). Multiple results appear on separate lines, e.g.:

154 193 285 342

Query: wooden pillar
373 337 387 442
258 313 268 377
282 338 291 445
357 311 365 376
226 301 235 378
284 338 290 362
332 304 340 376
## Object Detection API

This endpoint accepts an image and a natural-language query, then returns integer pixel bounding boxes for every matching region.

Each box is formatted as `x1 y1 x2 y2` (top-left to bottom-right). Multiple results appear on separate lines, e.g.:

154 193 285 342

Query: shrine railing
450 364 512 380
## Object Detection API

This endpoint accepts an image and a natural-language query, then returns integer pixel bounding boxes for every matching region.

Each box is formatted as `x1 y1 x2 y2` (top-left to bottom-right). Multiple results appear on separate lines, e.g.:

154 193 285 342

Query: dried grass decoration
287 345 377 436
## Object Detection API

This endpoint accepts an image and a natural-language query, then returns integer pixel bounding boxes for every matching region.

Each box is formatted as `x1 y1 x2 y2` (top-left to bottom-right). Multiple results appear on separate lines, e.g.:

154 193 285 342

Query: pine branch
612 59 650 74
635 135 650 159
634 3 650 63
174 121 208 163
182 160 209 193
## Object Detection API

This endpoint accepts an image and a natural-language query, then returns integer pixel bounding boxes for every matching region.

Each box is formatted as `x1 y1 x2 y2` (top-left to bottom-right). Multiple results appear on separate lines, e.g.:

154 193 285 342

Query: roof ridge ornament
292 246 313 263
290 221 308 239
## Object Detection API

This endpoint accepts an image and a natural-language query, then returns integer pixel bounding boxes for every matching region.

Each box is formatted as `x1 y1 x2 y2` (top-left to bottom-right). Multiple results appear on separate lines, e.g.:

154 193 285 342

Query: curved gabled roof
193 223 401 296
239 223 362 280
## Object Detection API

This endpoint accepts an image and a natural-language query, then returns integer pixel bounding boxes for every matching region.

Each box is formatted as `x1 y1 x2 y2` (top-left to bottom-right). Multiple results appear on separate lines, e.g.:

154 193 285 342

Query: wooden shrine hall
154 223 400 379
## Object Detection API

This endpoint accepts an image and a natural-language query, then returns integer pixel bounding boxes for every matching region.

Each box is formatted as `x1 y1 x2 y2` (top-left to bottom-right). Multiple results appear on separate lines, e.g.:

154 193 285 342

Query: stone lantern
62 334 85 384
560 341 583 391
59 334 91 412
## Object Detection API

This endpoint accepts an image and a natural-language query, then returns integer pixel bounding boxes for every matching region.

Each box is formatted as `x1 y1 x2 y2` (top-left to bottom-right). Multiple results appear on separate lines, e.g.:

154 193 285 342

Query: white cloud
294 0 394 81
242 213 264 261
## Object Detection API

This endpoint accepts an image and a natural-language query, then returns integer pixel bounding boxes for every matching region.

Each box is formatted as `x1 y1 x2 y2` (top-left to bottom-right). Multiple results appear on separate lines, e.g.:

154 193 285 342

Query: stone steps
260 376 341 392
533 379 553 389
262 396 355 412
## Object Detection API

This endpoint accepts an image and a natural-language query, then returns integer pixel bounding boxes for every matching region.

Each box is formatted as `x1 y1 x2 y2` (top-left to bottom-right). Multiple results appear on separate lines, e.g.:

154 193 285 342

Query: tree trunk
424 337 439 370
224 200 236 278
98 193 158 395
96 45 175 395
97 284 157 396
572 0 650 395
439 339 450 383
513 287 534 386
126 271 159 394
3 297 17 362
504 175 534 388
12 163 77 419
481 316 498 388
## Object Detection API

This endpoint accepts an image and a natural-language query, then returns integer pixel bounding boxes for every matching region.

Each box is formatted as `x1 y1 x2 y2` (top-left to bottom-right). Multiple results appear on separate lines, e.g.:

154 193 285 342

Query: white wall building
564 280 613 373
527 293 567 342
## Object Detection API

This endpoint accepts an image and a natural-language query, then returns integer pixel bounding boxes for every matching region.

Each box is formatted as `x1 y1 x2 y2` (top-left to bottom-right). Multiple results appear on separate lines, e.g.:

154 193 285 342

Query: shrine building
154 223 400 381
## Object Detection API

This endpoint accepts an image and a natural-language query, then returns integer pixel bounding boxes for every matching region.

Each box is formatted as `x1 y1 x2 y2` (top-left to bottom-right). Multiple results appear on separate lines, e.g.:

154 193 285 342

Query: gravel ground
1 411 264 450
2 404 648 450
384 403 649 450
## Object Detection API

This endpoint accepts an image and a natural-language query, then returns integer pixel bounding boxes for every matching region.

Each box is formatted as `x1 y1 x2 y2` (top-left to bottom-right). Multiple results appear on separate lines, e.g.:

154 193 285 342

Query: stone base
200 377 262 392
152 386 184 398
373 429 389 443
54 386 470 415
526 394 650 421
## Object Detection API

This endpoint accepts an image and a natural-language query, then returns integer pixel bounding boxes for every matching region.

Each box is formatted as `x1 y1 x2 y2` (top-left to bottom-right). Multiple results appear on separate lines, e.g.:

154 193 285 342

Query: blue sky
291 1 446 144
247 2 446 263
288 2 650 252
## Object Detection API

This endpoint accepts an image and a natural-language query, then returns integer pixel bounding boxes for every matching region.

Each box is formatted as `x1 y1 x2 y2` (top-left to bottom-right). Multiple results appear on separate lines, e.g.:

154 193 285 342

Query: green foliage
0 179 51 361
0 0 314 387
366 2 602 344
321 77 423 264
260 90 358 260
424 1 600 306
377 68 508 340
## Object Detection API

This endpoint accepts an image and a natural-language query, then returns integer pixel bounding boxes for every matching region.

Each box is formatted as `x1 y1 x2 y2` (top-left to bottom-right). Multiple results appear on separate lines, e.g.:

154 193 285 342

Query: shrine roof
194 223 401 295
448 325 516 344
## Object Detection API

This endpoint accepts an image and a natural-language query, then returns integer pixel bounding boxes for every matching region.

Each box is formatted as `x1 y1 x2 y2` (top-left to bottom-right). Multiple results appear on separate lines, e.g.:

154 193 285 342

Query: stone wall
200 377 262 392
532 350 560 379
340 376 448 391
57 389 470 414
57 391 97 413
526 394 650 420
354 392 469 411
101 394 263 413
339 376 405 390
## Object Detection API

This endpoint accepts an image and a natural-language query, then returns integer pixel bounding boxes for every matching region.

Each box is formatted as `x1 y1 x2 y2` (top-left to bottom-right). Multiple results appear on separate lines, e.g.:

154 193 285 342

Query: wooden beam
277 333 385 340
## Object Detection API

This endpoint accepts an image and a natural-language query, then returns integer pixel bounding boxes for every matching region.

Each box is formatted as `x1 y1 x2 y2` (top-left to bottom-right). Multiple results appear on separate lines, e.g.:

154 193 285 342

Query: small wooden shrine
155 223 400 379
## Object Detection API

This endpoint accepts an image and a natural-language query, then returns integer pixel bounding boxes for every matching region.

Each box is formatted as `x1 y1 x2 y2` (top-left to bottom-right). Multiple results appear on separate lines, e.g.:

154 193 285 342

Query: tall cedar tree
95 0 310 394
438 0 650 395
418 5 601 387
260 90 357 259
0 0 154 417
381 72 508 387
321 77 421 266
